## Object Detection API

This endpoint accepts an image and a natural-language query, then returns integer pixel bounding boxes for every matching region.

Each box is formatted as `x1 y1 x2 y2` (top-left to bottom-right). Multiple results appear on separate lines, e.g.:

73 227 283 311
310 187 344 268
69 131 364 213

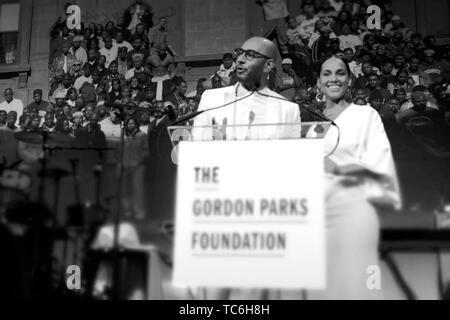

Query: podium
166 122 332 290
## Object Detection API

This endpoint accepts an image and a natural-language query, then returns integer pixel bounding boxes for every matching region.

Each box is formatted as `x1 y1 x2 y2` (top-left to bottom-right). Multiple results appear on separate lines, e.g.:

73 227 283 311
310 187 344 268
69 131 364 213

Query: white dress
227 104 401 300
305 104 401 300
324 104 401 210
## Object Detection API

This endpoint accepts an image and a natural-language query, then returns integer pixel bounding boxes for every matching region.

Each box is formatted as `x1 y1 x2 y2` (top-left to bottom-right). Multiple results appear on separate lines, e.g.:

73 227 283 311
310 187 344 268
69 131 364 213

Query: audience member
0 88 24 124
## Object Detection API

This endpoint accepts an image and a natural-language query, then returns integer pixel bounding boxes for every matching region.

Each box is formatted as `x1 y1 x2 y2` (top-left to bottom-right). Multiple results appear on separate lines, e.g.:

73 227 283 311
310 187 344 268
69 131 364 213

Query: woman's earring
344 88 351 101
316 91 325 102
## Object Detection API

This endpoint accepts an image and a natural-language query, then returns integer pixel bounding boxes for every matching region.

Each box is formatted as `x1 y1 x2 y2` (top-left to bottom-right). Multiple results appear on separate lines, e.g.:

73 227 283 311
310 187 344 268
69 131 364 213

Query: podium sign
173 138 326 289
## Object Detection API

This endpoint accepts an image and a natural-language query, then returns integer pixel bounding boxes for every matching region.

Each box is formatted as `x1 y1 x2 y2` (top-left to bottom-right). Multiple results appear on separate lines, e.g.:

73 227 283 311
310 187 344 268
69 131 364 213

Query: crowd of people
1 0 450 218
254 0 450 210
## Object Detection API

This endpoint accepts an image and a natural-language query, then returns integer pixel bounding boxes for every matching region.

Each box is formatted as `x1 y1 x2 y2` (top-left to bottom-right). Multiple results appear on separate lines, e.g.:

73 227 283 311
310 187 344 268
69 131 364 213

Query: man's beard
238 76 261 91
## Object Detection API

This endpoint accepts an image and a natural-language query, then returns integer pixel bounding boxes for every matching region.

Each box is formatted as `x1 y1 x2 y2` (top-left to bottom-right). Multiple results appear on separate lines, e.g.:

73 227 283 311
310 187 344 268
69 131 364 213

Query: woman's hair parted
317 54 351 76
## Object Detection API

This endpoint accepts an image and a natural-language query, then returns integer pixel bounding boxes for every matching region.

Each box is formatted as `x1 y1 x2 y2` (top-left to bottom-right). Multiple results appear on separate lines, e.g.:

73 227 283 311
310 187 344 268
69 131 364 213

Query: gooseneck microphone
170 85 256 126
253 90 341 157
169 82 340 156
254 90 338 127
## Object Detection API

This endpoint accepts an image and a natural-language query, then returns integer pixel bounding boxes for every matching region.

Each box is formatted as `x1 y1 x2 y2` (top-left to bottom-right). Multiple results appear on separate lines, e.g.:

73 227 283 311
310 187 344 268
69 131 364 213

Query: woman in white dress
231 54 401 300
304 55 401 299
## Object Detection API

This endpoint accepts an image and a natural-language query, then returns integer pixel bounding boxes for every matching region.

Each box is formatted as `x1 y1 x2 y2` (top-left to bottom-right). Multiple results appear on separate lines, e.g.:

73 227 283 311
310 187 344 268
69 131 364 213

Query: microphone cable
170 88 256 126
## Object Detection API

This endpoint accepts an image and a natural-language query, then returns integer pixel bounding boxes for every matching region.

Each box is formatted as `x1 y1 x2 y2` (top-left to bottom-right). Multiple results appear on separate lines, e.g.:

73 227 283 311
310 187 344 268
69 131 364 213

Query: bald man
192 37 300 141
186 38 300 300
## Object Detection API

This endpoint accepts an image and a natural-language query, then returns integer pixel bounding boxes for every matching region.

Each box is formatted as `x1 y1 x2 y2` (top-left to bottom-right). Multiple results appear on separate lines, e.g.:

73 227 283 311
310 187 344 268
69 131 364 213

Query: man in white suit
190 37 300 300
193 37 300 141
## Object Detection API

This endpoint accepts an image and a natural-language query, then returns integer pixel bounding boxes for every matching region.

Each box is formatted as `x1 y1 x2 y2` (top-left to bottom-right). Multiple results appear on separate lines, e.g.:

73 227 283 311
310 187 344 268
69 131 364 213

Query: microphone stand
170 89 256 126
111 116 126 300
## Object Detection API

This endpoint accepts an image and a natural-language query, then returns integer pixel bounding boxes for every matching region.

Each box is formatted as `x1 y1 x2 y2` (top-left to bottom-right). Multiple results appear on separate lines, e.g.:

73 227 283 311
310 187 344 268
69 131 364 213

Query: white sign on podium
173 138 326 289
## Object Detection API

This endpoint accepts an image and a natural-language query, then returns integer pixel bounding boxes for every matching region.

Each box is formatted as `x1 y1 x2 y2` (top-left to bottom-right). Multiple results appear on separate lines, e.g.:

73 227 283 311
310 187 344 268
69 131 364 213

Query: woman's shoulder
346 103 373 112
345 103 380 119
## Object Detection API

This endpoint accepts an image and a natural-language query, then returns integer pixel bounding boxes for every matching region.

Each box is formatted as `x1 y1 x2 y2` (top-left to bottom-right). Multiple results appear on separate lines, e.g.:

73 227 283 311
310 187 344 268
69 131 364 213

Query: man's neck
239 80 266 93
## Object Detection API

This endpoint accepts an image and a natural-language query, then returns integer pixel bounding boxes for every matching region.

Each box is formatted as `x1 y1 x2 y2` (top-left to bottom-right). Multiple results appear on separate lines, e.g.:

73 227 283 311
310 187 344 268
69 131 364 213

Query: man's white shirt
99 117 121 139
192 84 301 141
71 47 87 66
99 44 119 68
0 98 24 124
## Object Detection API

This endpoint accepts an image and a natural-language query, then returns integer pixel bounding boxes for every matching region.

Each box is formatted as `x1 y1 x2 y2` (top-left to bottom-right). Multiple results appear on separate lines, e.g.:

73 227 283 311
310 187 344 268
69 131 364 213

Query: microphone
249 111 255 124
253 90 341 157
171 109 204 126
246 111 255 140
254 90 337 126
170 84 256 126
221 117 228 140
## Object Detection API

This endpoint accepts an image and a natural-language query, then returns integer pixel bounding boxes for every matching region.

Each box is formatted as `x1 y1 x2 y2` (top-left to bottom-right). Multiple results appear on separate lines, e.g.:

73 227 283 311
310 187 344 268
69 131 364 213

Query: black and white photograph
0 0 450 304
